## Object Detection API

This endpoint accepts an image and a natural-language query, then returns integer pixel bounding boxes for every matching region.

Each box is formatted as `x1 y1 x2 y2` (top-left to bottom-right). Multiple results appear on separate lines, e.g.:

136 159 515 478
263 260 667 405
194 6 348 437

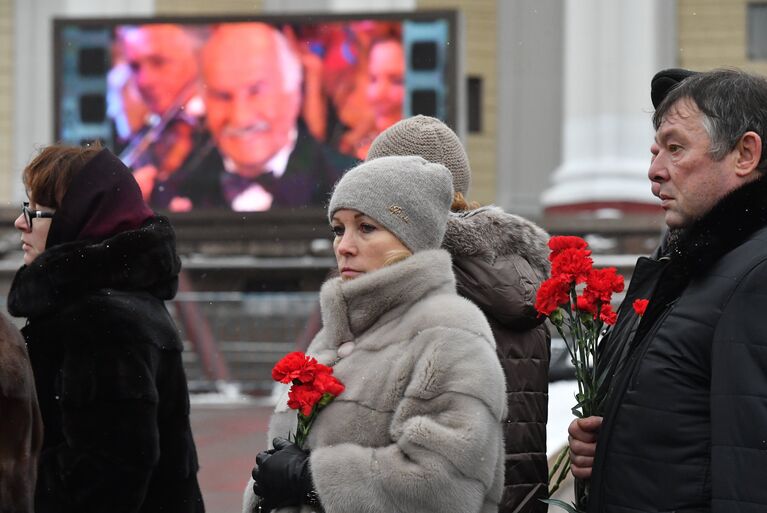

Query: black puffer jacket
7 216 204 513
590 176 767 513
443 206 551 513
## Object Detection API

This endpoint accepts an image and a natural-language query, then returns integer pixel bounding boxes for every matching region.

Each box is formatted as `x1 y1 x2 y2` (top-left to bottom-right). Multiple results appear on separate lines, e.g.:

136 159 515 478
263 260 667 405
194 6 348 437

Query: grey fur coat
244 249 507 513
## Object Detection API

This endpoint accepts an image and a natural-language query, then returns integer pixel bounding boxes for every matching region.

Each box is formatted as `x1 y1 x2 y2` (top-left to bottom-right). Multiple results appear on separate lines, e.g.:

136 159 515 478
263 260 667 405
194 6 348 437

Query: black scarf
666 173 767 282
597 174 767 407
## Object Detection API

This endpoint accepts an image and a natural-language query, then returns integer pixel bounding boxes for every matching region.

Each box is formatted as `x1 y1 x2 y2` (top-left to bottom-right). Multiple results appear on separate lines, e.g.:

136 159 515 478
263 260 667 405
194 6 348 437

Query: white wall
496 0 564 217
329 0 415 11
262 0 415 12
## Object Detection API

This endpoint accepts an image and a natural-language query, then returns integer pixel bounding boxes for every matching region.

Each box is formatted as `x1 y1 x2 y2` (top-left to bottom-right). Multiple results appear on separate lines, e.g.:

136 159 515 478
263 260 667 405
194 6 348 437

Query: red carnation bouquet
271 351 345 448
536 236 624 513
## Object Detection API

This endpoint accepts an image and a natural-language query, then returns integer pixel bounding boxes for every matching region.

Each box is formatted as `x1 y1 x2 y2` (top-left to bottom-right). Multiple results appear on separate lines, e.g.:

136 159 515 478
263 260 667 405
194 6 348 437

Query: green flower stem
293 393 338 449
564 291 588 411
548 446 571 496
295 408 318 449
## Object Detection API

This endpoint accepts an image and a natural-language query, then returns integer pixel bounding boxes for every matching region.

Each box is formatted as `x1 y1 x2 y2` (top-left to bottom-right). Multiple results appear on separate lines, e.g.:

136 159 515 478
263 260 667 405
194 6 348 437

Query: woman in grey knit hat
367 115 552 513
244 155 507 513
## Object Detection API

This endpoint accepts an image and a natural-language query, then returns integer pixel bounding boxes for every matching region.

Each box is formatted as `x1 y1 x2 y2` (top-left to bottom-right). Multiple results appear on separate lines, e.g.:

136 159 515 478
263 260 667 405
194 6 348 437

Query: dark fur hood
442 205 550 279
8 216 180 319
668 175 767 279
442 206 550 330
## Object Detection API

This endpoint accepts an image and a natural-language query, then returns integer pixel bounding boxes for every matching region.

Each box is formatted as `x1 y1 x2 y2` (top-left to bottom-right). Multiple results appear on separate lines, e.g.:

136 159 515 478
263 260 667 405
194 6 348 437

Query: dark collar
667 174 767 277
8 216 180 319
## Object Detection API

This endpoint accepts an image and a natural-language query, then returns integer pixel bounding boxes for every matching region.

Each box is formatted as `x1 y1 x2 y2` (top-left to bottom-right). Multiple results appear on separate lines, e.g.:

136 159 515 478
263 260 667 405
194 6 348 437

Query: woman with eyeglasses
8 143 204 513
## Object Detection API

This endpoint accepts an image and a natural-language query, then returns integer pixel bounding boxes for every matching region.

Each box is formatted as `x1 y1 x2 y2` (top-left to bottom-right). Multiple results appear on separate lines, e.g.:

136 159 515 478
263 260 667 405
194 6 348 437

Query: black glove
252 437 314 510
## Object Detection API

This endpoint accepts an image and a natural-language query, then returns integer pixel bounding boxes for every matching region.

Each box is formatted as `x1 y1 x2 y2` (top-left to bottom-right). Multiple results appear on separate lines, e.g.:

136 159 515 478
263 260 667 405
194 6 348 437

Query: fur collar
667 175 767 278
8 216 180 319
442 205 550 279
319 249 455 343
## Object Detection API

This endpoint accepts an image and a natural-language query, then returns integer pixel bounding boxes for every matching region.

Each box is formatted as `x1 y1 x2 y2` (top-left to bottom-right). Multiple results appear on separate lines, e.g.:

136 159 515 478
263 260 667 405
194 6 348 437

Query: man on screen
187 22 357 211
117 24 213 211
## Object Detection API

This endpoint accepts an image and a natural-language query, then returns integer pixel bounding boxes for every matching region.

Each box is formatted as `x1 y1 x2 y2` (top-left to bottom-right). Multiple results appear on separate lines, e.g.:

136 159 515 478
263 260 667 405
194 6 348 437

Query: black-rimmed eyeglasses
22 202 54 228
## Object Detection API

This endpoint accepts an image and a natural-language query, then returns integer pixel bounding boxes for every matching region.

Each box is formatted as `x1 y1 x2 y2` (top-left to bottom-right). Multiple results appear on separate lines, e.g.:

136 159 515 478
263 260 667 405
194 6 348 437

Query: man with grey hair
185 22 356 211
568 68 767 512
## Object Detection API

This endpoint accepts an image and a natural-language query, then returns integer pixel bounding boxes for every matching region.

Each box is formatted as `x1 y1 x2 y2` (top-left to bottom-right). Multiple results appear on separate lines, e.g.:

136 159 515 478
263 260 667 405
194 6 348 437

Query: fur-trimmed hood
667 174 767 279
442 206 550 330
443 206 550 278
8 216 180 319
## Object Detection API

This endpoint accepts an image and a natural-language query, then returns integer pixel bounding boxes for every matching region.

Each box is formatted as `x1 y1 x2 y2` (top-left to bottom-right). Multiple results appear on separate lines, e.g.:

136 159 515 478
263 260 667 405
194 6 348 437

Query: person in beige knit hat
367 114 472 200
367 115 553 513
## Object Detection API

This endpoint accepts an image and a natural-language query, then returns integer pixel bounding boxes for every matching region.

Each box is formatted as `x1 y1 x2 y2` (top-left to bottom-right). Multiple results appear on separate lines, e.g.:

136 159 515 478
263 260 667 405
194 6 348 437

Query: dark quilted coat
442 206 551 513
590 176 767 513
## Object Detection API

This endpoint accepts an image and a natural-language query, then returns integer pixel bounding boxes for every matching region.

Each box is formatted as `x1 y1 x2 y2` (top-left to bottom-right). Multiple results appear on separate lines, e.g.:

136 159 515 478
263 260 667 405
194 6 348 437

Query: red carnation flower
539 234 623 501
287 384 324 417
576 294 597 315
535 275 572 316
548 236 590 261
551 248 594 284
272 352 319 384
633 298 649 316
271 351 346 448
313 370 345 397
583 267 624 303
599 303 618 325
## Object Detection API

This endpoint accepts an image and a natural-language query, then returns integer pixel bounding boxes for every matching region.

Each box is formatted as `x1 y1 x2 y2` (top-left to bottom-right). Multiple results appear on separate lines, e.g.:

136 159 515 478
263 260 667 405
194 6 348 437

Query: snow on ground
189 381 261 406
547 379 579 458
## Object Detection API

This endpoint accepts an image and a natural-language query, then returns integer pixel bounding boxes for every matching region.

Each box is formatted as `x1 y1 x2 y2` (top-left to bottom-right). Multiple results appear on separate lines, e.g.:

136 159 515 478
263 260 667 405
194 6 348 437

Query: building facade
2 0 762 217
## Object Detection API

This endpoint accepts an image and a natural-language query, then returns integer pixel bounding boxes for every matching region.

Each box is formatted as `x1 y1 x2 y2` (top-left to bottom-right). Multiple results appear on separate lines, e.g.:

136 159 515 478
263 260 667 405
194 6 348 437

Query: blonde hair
383 248 413 267
450 191 480 212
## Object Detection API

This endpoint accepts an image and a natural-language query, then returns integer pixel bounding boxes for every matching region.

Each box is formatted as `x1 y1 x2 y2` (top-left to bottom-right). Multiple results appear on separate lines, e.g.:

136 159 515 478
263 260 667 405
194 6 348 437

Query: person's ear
734 131 762 177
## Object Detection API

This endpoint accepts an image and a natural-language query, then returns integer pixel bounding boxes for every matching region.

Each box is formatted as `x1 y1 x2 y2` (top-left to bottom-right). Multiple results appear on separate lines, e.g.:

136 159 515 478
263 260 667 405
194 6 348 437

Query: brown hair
23 143 102 208
450 191 480 212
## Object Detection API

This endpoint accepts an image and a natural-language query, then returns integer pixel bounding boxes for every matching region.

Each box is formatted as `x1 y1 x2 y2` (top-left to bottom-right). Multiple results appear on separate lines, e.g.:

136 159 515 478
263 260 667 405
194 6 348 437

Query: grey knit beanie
328 155 454 252
366 115 471 195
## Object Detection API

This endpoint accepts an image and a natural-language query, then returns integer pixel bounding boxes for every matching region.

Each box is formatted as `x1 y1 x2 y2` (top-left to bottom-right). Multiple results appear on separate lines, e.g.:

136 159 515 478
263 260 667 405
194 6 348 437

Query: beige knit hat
366 115 471 195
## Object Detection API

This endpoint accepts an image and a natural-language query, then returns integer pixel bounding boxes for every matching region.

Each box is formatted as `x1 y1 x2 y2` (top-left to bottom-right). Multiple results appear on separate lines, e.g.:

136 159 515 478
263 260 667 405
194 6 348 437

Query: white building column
496 0 564 218
541 0 676 214
13 0 153 200
264 0 416 11
329 0 415 11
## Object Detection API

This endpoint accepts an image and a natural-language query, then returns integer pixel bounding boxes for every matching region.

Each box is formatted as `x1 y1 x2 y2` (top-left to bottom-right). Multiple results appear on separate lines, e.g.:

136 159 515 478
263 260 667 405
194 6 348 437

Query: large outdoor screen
53 12 458 212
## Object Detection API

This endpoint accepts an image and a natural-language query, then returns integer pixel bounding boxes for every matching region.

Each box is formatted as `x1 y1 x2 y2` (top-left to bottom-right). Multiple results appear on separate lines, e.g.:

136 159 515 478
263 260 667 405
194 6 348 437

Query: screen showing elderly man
183 23 357 211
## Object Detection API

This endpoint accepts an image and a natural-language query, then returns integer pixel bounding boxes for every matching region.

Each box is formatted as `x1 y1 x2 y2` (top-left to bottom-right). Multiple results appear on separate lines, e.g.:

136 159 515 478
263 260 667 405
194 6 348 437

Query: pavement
191 396 274 513
190 380 580 513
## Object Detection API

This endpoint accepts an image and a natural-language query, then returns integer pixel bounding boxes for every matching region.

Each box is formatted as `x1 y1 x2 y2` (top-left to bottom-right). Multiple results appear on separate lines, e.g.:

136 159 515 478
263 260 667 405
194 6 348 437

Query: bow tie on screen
221 171 278 202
